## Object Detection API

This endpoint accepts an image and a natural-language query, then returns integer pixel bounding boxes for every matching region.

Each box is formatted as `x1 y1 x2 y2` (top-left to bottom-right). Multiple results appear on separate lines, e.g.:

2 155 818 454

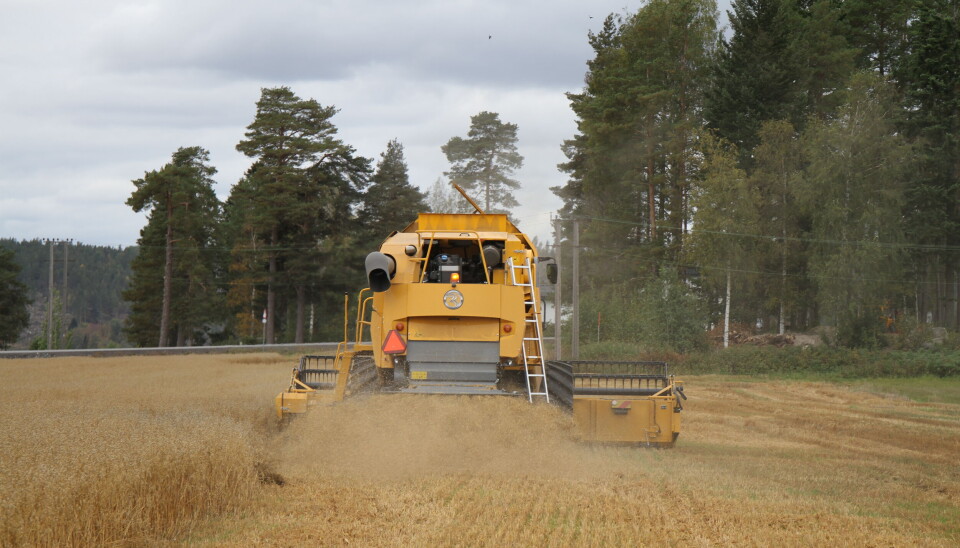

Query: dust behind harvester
275 186 685 446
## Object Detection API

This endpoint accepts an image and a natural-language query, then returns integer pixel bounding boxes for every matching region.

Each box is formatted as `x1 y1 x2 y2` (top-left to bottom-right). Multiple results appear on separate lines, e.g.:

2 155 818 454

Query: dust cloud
272 395 630 482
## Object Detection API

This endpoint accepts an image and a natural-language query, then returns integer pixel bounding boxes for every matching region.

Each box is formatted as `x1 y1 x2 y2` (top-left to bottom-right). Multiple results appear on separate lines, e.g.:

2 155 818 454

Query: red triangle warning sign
382 329 407 354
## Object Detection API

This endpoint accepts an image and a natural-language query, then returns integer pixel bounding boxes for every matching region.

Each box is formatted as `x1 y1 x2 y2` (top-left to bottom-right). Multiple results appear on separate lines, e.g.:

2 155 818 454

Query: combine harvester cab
276 185 686 446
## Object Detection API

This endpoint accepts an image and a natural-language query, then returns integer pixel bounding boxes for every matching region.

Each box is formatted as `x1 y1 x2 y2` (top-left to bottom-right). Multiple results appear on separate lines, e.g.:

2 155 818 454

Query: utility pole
61 239 72 345
552 216 562 361
572 218 580 359
42 238 63 350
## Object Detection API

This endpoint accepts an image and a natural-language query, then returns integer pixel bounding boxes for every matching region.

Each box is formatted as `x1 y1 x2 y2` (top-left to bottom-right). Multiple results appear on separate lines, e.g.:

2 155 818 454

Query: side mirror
546 263 558 285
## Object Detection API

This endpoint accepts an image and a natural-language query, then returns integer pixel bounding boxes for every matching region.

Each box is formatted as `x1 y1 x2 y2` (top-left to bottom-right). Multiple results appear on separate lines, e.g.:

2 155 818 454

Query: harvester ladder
508 257 550 403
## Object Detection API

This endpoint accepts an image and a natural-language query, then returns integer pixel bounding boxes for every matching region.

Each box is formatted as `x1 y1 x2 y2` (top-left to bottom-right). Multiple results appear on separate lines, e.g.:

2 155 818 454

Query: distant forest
1 239 135 348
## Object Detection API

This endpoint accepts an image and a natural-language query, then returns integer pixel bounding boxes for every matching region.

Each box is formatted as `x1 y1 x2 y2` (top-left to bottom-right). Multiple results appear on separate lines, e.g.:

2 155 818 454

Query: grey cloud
1 0 643 246
90 0 599 88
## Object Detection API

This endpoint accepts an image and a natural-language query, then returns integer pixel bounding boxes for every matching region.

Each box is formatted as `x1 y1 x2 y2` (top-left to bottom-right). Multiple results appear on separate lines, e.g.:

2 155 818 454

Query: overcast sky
0 0 727 248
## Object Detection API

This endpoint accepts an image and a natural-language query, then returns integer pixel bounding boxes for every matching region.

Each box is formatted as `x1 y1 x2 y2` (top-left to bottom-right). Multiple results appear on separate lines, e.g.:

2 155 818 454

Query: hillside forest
2 0 959 351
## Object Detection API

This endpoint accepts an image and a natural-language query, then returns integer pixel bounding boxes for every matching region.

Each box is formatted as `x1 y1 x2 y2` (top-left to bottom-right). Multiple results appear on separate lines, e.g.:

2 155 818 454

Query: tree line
554 0 960 349
0 98 523 349
122 95 523 347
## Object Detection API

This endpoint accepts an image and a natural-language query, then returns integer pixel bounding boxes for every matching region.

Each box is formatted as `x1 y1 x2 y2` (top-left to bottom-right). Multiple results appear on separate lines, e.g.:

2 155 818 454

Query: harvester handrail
354 289 374 345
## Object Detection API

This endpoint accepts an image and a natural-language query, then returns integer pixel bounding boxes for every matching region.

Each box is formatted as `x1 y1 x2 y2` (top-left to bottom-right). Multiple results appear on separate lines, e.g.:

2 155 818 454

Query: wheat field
1 354 958 546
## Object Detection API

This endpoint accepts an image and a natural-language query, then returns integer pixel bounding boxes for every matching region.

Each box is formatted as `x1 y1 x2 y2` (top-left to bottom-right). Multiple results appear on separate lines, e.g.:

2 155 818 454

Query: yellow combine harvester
276 188 685 446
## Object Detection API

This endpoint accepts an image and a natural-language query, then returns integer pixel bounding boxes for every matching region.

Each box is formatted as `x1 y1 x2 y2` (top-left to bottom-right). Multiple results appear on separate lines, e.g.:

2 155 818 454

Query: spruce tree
840 0 912 76
898 0 960 325
362 139 428 237
705 0 802 162
793 0 858 119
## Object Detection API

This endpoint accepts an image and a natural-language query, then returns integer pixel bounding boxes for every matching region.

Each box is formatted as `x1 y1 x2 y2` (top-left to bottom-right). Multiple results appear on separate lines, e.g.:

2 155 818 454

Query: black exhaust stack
365 252 396 292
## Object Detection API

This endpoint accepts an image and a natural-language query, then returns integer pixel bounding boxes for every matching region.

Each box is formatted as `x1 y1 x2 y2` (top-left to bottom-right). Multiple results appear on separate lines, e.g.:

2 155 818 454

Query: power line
567 214 960 253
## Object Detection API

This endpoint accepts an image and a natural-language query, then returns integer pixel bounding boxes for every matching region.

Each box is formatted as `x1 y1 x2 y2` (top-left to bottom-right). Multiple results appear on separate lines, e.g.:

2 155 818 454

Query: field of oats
1 353 958 546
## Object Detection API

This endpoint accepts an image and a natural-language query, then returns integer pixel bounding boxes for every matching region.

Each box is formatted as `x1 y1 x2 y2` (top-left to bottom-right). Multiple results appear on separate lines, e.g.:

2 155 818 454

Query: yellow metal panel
408 317 499 341
402 284 501 317
573 396 680 445
275 391 310 418
413 213 516 233
497 286 525 355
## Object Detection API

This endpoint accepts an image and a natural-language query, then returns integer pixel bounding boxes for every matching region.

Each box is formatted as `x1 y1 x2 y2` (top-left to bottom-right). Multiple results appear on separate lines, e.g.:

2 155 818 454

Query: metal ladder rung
507 257 550 404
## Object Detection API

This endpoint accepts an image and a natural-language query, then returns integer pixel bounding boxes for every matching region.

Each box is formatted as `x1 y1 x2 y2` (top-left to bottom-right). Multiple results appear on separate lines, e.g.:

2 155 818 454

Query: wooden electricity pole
42 238 63 350
572 218 580 360
553 216 562 361
61 239 72 345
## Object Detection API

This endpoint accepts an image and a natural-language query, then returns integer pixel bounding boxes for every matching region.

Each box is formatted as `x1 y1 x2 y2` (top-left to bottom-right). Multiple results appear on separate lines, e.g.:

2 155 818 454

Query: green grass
847 376 960 404
642 346 960 379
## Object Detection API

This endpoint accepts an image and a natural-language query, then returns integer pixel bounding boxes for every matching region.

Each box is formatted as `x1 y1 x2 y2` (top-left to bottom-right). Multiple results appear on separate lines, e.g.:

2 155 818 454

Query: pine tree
125 146 222 347
233 86 370 343
0 246 30 349
442 111 523 214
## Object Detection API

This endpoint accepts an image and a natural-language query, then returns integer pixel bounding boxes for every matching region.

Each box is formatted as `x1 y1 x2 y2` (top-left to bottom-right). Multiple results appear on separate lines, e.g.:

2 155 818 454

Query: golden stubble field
1 353 958 547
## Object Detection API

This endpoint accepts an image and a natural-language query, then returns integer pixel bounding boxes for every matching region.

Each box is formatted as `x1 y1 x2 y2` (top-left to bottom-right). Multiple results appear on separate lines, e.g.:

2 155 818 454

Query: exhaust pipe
365 252 396 292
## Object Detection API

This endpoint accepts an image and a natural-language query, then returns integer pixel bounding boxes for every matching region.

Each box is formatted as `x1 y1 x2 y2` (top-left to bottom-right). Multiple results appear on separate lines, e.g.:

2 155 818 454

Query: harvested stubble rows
1 355 958 546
